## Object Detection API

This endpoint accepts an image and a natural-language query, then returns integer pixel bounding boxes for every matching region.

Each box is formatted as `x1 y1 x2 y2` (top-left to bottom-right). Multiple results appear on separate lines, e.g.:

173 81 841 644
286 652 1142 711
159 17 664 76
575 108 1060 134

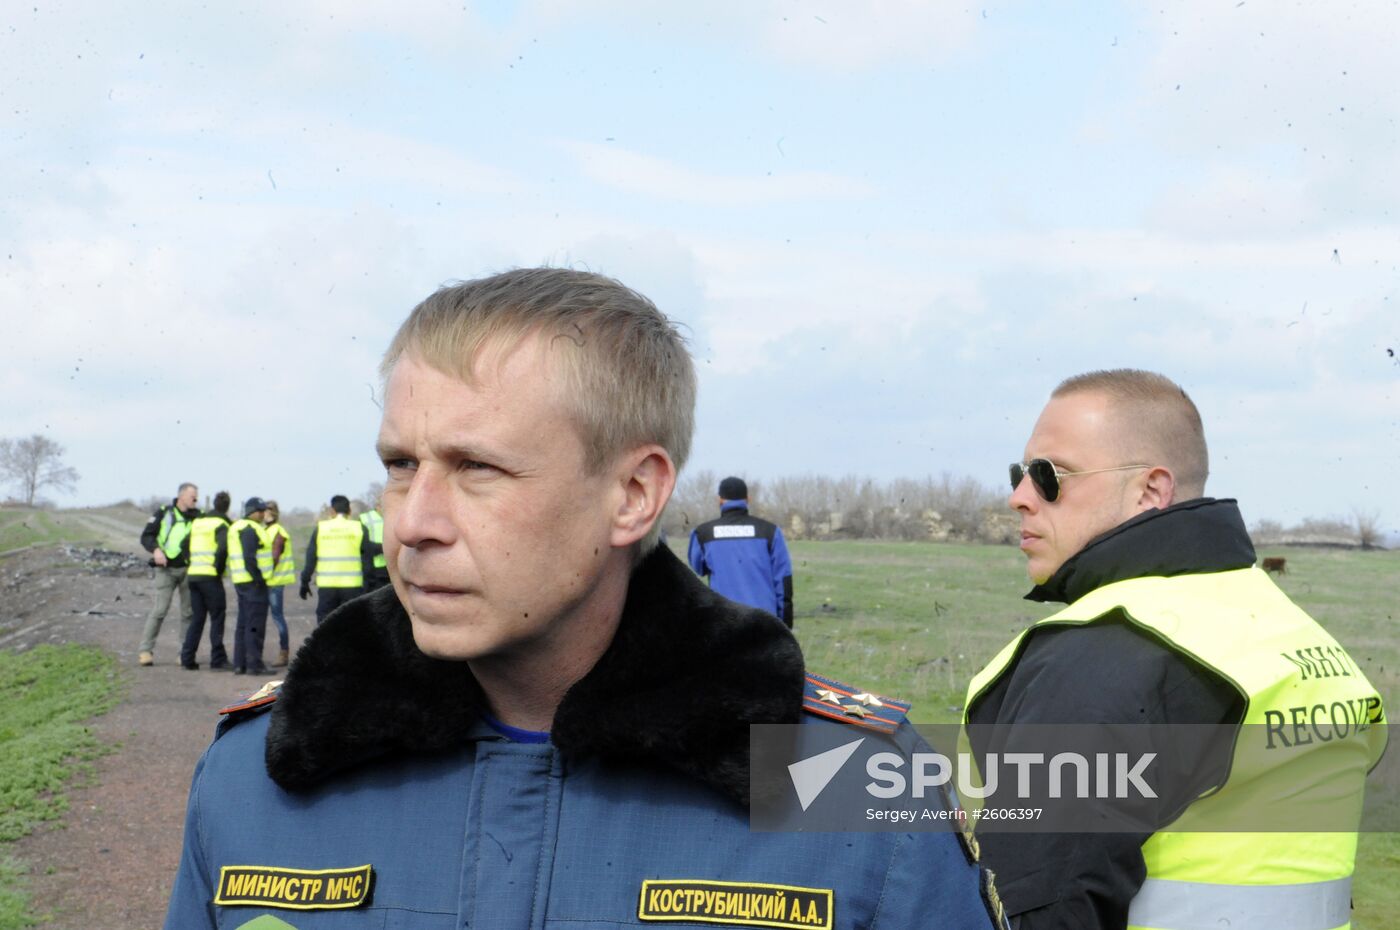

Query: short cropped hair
380 268 697 477
213 491 231 513
178 482 196 494
1052 369 1209 498
330 495 351 514
264 499 279 520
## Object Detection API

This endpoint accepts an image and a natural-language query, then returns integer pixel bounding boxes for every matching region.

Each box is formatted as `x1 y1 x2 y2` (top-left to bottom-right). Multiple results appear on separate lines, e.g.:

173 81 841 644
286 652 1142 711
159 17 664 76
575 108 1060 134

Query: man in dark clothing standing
229 497 273 676
298 494 372 624
359 505 391 590
964 369 1384 929
688 476 794 627
137 481 199 666
180 490 232 670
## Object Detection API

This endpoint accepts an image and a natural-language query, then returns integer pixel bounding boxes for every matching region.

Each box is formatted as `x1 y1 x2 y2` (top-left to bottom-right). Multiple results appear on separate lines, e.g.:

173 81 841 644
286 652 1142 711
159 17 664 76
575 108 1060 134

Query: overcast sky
3 1 1397 533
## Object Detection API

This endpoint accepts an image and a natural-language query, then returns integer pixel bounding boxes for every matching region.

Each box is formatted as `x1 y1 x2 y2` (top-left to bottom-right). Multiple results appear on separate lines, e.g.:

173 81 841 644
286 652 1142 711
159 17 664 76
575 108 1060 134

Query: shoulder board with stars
802 671 911 736
218 679 283 717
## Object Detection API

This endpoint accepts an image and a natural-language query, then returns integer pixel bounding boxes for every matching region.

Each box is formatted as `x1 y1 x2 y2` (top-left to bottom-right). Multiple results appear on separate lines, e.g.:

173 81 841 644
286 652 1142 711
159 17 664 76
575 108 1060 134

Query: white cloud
562 141 875 205
753 0 982 71
1106 2 1400 228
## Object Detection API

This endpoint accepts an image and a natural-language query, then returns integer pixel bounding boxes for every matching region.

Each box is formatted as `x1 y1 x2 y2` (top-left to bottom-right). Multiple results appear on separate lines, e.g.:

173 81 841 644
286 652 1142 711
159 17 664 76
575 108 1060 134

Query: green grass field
0 505 148 554
0 511 89 553
0 528 1393 924
0 645 124 929
761 539 1400 929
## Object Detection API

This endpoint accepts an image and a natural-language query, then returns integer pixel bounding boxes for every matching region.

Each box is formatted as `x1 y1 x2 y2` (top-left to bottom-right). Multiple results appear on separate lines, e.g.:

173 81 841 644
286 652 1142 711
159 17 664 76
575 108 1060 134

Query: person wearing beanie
687 476 794 627
229 497 274 675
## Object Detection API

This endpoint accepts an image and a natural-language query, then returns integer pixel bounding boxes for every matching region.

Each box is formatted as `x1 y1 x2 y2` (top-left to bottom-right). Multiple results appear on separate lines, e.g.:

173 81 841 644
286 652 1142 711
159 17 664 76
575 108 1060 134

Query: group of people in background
137 489 389 674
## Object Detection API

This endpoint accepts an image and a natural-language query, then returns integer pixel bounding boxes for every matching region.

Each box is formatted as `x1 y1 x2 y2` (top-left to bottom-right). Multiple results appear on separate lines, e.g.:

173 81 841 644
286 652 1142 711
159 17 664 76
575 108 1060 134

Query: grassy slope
0 645 124 929
766 539 1398 928
0 505 148 553
0 512 87 553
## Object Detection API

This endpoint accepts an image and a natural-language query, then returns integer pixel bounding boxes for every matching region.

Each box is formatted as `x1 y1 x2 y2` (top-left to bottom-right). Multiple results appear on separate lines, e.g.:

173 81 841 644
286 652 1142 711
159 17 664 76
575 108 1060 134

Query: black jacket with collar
967 497 1254 930
140 500 199 567
266 543 806 802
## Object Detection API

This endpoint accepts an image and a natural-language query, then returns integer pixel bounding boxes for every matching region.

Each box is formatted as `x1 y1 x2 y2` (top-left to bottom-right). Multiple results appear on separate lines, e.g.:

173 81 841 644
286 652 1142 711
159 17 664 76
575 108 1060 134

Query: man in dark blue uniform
688 476 795 627
165 268 1003 930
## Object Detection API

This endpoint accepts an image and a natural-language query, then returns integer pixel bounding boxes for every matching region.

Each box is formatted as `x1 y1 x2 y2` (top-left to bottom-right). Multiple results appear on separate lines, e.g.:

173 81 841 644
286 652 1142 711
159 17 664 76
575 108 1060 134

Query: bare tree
659 469 716 538
0 434 80 506
1249 518 1284 546
1353 508 1382 550
361 480 385 511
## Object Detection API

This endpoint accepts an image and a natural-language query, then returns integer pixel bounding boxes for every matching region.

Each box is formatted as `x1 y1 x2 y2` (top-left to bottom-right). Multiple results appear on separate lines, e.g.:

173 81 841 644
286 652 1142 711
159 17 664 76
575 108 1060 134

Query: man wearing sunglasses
962 369 1385 930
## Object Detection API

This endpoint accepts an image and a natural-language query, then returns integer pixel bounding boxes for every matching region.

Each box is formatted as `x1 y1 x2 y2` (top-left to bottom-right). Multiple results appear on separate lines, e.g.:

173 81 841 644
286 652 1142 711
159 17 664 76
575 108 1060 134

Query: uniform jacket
166 545 1000 930
201 514 231 579
965 498 1258 930
688 502 794 625
298 518 373 589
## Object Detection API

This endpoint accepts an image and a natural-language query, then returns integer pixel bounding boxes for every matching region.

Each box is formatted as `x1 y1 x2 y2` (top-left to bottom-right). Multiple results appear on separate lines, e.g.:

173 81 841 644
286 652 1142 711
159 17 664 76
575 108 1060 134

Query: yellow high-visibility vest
966 567 1387 930
359 509 386 569
315 516 364 588
157 506 195 561
227 519 274 585
187 514 229 578
266 522 296 587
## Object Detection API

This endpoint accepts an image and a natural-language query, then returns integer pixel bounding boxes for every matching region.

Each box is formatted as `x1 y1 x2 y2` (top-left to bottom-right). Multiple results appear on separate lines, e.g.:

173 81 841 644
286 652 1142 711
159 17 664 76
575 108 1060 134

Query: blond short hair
381 267 696 478
1052 369 1209 498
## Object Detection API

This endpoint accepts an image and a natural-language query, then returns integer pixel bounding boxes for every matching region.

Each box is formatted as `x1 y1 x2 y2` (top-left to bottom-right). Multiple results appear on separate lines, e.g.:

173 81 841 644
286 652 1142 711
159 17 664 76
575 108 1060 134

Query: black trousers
316 585 364 625
182 577 229 667
233 583 269 672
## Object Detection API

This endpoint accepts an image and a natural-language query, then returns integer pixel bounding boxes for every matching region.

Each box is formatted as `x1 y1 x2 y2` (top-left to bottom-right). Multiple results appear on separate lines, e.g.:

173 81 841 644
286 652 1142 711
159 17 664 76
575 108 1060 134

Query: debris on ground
59 546 150 577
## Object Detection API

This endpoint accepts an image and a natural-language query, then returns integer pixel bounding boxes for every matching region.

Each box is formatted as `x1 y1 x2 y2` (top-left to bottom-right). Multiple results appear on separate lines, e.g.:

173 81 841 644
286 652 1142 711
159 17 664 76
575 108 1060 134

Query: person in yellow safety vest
179 490 233 671
963 369 1386 930
229 497 275 676
299 494 370 625
359 506 390 590
263 500 296 667
137 481 199 666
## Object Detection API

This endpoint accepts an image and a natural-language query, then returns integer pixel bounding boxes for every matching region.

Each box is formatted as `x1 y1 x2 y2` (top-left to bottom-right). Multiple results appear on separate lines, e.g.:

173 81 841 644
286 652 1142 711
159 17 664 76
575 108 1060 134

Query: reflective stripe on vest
187 515 228 578
316 517 364 588
266 522 296 587
227 519 273 585
964 568 1385 930
360 510 386 569
1126 875 1351 930
157 507 194 561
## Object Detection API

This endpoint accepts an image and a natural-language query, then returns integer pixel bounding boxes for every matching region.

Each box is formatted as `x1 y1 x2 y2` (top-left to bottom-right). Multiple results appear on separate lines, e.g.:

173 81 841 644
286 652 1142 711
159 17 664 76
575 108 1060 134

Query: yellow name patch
214 864 373 910
638 879 832 929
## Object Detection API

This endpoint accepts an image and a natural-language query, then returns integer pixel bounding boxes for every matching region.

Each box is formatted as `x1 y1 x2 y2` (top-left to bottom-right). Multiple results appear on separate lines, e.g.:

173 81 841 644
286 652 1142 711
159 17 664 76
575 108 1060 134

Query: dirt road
2 536 321 929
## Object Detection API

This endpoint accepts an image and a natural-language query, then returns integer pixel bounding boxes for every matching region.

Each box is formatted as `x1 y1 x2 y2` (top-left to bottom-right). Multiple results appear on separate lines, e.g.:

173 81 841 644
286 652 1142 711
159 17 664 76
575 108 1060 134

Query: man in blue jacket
164 268 1004 930
689 476 794 627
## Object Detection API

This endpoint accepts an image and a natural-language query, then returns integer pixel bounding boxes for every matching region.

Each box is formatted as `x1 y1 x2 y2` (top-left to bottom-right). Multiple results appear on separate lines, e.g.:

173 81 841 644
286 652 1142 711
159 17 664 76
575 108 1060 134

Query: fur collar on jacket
265 545 804 805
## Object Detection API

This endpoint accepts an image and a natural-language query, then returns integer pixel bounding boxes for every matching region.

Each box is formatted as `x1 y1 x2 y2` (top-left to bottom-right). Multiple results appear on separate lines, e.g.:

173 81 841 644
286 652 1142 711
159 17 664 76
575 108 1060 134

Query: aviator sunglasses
1009 459 1150 503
